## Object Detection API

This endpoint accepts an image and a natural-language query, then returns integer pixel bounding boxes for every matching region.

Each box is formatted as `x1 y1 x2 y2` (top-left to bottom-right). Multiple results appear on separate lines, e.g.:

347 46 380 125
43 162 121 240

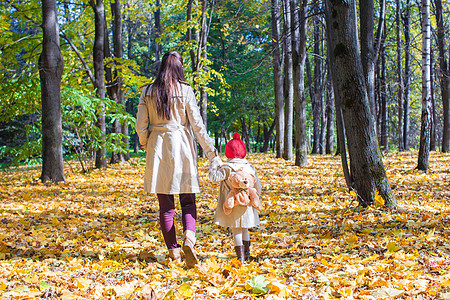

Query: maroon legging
157 193 197 249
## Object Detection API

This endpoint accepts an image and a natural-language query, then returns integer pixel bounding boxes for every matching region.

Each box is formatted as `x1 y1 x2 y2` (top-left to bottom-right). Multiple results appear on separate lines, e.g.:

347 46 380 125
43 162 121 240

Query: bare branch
61 33 95 87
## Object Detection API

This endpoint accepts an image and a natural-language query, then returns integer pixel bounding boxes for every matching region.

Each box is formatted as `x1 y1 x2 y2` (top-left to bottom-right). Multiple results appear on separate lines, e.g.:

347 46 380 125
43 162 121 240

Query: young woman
135 50 221 268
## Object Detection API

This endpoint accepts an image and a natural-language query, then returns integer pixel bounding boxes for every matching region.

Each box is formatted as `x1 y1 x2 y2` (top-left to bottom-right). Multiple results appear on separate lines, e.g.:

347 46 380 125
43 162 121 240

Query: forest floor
0 151 449 299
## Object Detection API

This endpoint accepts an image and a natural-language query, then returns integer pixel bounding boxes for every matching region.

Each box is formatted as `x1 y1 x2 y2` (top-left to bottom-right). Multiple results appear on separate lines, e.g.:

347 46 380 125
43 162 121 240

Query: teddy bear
223 169 262 215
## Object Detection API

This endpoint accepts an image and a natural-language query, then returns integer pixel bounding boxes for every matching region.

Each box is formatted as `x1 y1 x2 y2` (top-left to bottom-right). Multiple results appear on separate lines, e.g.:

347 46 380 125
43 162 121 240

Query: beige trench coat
209 158 261 228
135 82 217 194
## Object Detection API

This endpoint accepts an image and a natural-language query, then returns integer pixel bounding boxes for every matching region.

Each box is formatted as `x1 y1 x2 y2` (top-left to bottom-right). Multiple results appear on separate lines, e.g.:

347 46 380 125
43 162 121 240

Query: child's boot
243 240 251 261
168 246 182 263
182 230 198 268
234 245 245 263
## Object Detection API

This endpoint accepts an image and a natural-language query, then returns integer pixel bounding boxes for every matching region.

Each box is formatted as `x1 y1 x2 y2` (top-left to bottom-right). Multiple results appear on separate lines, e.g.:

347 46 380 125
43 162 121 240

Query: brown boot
168 247 182 263
182 230 198 268
235 245 245 263
243 240 251 261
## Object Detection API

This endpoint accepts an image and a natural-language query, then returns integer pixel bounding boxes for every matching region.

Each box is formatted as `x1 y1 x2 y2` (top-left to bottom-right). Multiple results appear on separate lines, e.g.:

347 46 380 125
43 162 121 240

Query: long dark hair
149 51 185 120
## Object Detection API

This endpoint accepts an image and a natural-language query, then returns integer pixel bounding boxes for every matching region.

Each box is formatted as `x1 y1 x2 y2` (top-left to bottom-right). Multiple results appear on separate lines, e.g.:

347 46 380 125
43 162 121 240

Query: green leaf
39 282 51 291
249 275 269 294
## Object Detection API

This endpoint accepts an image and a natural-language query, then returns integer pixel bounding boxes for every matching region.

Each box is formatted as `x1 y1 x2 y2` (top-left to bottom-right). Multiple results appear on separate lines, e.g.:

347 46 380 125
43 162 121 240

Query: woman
135 51 221 268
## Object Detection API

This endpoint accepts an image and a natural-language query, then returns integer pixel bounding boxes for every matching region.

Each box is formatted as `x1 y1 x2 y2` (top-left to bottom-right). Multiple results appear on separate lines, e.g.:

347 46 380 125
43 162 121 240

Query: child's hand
208 157 226 183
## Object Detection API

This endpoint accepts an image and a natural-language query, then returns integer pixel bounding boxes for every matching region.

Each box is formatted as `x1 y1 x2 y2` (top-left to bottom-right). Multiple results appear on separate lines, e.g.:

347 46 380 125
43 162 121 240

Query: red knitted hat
225 133 247 159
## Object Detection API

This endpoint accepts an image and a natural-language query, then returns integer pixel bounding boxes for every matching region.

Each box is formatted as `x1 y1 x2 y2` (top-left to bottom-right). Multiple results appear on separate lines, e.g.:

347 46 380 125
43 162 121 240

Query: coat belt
150 123 186 132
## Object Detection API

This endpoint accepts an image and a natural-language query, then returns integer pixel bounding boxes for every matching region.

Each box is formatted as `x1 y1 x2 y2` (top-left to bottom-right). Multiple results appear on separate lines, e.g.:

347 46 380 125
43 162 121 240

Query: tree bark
436 0 450 152
242 117 250 152
430 53 437 151
282 0 293 160
311 3 323 155
91 0 107 169
325 0 396 207
186 0 199 81
116 0 128 161
109 0 127 163
403 0 411 150
124 1 134 61
380 29 388 151
374 0 386 62
417 0 432 171
261 120 276 152
39 0 65 183
271 0 285 158
325 74 335 154
396 0 404 151
325 0 351 187
198 0 208 128
360 0 376 119
154 0 162 74
291 0 308 166
326 30 351 186
375 51 381 135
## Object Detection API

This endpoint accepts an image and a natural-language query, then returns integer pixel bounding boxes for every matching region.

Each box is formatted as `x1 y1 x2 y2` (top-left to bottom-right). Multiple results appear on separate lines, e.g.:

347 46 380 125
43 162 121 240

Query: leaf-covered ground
0 151 449 299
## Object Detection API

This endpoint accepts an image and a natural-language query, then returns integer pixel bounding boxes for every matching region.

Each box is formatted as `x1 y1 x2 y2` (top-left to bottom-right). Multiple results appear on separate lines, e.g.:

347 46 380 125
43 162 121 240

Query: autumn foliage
0 152 449 299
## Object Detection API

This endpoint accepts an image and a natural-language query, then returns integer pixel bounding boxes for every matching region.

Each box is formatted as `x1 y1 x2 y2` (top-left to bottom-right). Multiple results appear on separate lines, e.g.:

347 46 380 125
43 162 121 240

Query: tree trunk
380 30 388 151
291 0 308 166
39 0 65 183
124 1 134 60
417 0 432 171
375 52 381 136
242 117 250 152
282 0 293 160
326 25 351 186
198 0 208 128
154 0 162 74
271 0 285 158
430 53 437 151
261 120 276 152
403 0 411 150
306 55 314 142
187 0 199 81
396 0 404 151
374 0 386 63
360 0 376 119
197 0 211 157
118 3 128 161
325 74 335 154
91 0 107 169
311 4 322 155
325 0 396 207
436 0 450 152
108 0 127 164
319 46 327 155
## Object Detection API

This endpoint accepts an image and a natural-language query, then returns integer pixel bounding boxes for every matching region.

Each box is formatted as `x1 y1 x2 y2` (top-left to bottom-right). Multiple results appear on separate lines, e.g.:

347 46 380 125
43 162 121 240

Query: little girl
208 133 262 262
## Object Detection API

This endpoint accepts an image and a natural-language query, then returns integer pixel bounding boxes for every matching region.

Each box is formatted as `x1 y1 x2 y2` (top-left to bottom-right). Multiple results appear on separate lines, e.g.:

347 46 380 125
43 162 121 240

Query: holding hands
211 156 223 168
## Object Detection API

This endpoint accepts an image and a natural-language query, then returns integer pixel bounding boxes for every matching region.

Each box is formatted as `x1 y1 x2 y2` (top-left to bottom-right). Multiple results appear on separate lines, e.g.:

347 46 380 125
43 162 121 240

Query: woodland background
0 0 449 171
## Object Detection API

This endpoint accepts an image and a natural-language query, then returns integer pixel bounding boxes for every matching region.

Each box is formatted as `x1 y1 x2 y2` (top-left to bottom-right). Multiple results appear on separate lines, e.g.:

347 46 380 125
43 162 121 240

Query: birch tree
291 0 308 166
282 0 293 160
403 0 412 150
417 0 432 171
271 0 285 158
396 0 404 151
